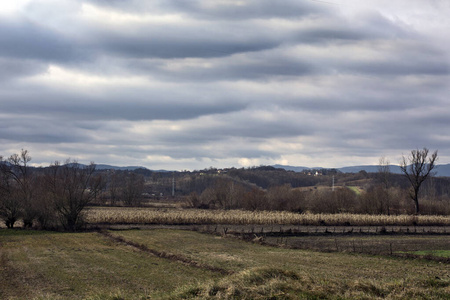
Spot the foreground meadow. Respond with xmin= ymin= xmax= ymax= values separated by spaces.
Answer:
xmin=0 ymin=229 xmax=220 ymax=299
xmin=1 ymin=228 xmax=449 ymax=299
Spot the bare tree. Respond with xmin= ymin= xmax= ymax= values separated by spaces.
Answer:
xmin=400 ymin=148 xmax=438 ymax=214
xmin=122 ymin=172 xmax=145 ymax=206
xmin=0 ymin=150 xmax=35 ymax=228
xmin=377 ymin=156 xmax=391 ymax=215
xmin=46 ymin=160 xmax=100 ymax=231
xmin=7 ymin=150 xmax=35 ymax=227
xmin=0 ymin=156 xmax=21 ymax=228
xmin=33 ymin=174 xmax=58 ymax=230
xmin=107 ymin=171 xmax=121 ymax=206
xmin=242 ymin=188 xmax=267 ymax=211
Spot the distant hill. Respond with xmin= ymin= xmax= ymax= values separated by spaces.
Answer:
xmin=273 ymin=164 xmax=450 ymax=177
xmin=435 ymin=164 xmax=450 ymax=177
xmin=337 ymin=165 xmax=403 ymax=174
xmin=61 ymin=162 xmax=450 ymax=177
xmin=272 ymin=164 xmax=309 ymax=172
xmin=95 ymin=164 xmax=149 ymax=171
xmin=95 ymin=164 xmax=173 ymax=172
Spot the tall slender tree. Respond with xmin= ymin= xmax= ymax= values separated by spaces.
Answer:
xmin=400 ymin=148 xmax=438 ymax=214
xmin=378 ymin=156 xmax=391 ymax=215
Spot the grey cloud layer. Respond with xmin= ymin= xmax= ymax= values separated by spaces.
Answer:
xmin=0 ymin=0 xmax=449 ymax=168
xmin=87 ymin=0 xmax=326 ymax=20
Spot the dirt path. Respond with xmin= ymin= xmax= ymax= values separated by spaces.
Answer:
xmin=97 ymin=230 xmax=233 ymax=275
xmin=93 ymin=223 xmax=450 ymax=235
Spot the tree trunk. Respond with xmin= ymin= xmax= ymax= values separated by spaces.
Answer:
xmin=414 ymin=191 xmax=420 ymax=214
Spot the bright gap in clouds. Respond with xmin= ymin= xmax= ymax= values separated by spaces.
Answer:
xmin=0 ymin=1 xmax=32 ymax=14
xmin=29 ymin=65 xmax=151 ymax=88
xmin=81 ymin=3 xmax=184 ymax=25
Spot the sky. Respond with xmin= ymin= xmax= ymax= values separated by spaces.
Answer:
xmin=0 ymin=0 xmax=449 ymax=170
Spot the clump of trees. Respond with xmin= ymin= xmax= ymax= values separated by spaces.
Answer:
xmin=0 ymin=150 xmax=151 ymax=230
xmin=0 ymin=150 xmax=35 ymax=229
xmin=106 ymin=171 xmax=145 ymax=206
xmin=0 ymin=150 xmax=102 ymax=231
xmin=45 ymin=160 xmax=102 ymax=231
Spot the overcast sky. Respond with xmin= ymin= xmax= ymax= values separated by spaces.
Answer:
xmin=0 ymin=0 xmax=449 ymax=170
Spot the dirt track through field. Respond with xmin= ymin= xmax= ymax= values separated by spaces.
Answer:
xmin=95 ymin=223 xmax=450 ymax=235
xmin=97 ymin=230 xmax=233 ymax=275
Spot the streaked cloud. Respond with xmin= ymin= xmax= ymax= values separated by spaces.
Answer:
xmin=0 ymin=0 xmax=449 ymax=170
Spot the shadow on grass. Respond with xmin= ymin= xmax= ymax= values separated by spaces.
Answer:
xmin=0 ymin=228 xmax=60 ymax=237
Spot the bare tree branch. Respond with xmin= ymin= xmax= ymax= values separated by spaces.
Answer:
xmin=400 ymin=148 xmax=438 ymax=214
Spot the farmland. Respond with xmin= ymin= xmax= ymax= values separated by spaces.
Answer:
xmin=264 ymin=234 xmax=450 ymax=258
xmin=2 ymin=205 xmax=450 ymax=299
xmin=86 ymin=207 xmax=450 ymax=227
xmin=1 ymin=226 xmax=450 ymax=299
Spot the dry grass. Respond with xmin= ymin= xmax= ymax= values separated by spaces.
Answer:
xmin=172 ymin=267 xmax=450 ymax=299
xmin=87 ymin=207 xmax=450 ymax=226
xmin=115 ymin=229 xmax=450 ymax=299
xmin=2 ymin=228 xmax=450 ymax=299
xmin=0 ymin=229 xmax=220 ymax=300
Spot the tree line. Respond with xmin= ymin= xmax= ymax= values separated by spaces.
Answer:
xmin=0 ymin=150 xmax=147 ymax=230
xmin=0 ymin=148 xmax=445 ymax=231
xmin=0 ymin=150 xmax=101 ymax=230
xmin=184 ymin=148 xmax=444 ymax=215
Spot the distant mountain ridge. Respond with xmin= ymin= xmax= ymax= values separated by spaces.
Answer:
xmin=273 ymin=164 xmax=450 ymax=177
xmin=95 ymin=164 xmax=148 ymax=171
xmin=54 ymin=162 xmax=450 ymax=177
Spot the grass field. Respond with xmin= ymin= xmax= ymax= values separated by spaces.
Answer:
xmin=405 ymin=250 xmax=450 ymax=258
xmin=264 ymin=234 xmax=450 ymax=258
xmin=1 ymin=228 xmax=450 ymax=299
xmin=347 ymin=186 xmax=364 ymax=195
xmin=0 ymin=229 xmax=221 ymax=299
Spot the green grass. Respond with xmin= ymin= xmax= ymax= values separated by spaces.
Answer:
xmin=1 ymin=228 xmax=450 ymax=299
xmin=347 ymin=186 xmax=363 ymax=195
xmin=265 ymin=234 xmax=450 ymax=256
xmin=407 ymin=250 xmax=450 ymax=258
